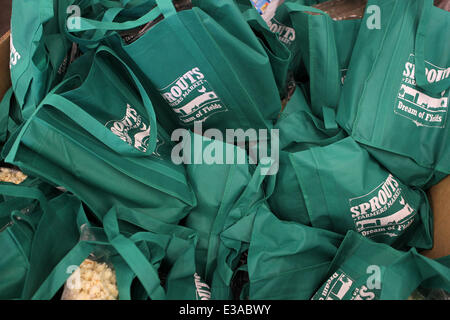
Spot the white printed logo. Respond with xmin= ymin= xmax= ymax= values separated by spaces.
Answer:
xmin=395 ymin=54 xmax=449 ymax=128
xmin=313 ymin=269 xmax=377 ymax=300
xmin=106 ymin=104 xmax=151 ymax=152
xmin=267 ymin=19 xmax=296 ymax=46
xmin=9 ymin=35 xmax=21 ymax=69
xmin=194 ymin=273 xmax=211 ymax=300
xmin=158 ymin=68 xmax=228 ymax=125
xmin=349 ymin=174 xmax=416 ymax=239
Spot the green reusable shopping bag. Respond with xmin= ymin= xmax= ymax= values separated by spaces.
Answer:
xmin=266 ymin=85 xmax=346 ymax=224
xmin=24 ymin=205 xmax=200 ymax=300
xmin=311 ymin=231 xmax=450 ymax=300
xmin=285 ymin=2 xmax=361 ymax=119
xmin=0 ymin=89 xmax=17 ymax=145
xmin=236 ymin=0 xmax=333 ymax=82
xmin=237 ymin=2 xmax=292 ymax=98
xmin=337 ymin=0 xmax=450 ymax=175
xmin=178 ymin=131 xmax=274 ymax=299
xmin=290 ymin=137 xmax=433 ymax=251
xmin=10 ymin=0 xmax=72 ymax=120
xmin=360 ymin=144 xmax=449 ymax=189
xmin=63 ymin=0 xmax=283 ymax=136
xmin=219 ymin=204 xmax=343 ymax=300
xmin=0 ymin=180 xmax=56 ymax=299
xmin=4 ymin=46 xmax=196 ymax=224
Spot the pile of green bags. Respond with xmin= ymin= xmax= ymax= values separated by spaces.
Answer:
xmin=0 ymin=0 xmax=448 ymax=300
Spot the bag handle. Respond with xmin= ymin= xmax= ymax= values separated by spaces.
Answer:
xmin=29 ymin=211 xmax=167 ymax=300
xmin=29 ymin=241 xmax=94 ymax=299
xmin=61 ymin=0 xmax=162 ymax=48
xmin=113 ymin=205 xmax=197 ymax=240
xmin=0 ymin=183 xmax=49 ymax=218
xmin=39 ymin=46 xmax=158 ymax=157
xmin=415 ymin=0 xmax=450 ymax=94
xmin=205 ymin=162 xmax=271 ymax=280
xmin=103 ymin=208 xmax=166 ymax=300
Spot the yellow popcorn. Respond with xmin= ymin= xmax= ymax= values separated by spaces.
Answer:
xmin=62 ymin=259 xmax=119 ymax=300
xmin=0 ymin=168 xmax=27 ymax=184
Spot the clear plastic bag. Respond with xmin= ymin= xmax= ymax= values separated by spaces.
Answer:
xmin=0 ymin=167 xmax=27 ymax=184
xmin=61 ymin=225 xmax=119 ymax=300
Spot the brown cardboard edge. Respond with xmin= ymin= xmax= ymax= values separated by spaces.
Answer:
xmin=0 ymin=30 xmax=11 ymax=101
xmin=421 ymin=175 xmax=450 ymax=259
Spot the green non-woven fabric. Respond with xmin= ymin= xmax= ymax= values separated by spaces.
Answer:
xmin=267 ymin=85 xmax=346 ymax=224
xmin=312 ymin=231 xmax=450 ymax=300
xmin=337 ymin=0 xmax=450 ymax=177
xmin=290 ymin=137 xmax=433 ymax=251
xmin=0 ymin=180 xmax=58 ymax=299
xmin=4 ymin=46 xmax=196 ymax=224
xmin=10 ymin=0 xmax=71 ymax=120
xmin=22 ymin=203 xmax=202 ymax=300
xmin=285 ymin=2 xmax=361 ymax=119
xmin=237 ymin=2 xmax=292 ymax=98
xmin=63 ymin=0 xmax=283 ymax=135
xmin=218 ymin=205 xmax=343 ymax=300
xmin=179 ymin=131 xmax=274 ymax=299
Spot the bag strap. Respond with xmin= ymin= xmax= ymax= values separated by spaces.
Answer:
xmin=61 ymin=0 xmax=162 ymax=48
xmin=113 ymin=205 xmax=197 ymax=240
xmin=29 ymin=212 xmax=167 ymax=300
xmin=415 ymin=0 xmax=450 ymax=94
xmin=103 ymin=208 xmax=166 ymax=300
xmin=39 ymin=0 xmax=54 ymax=24
xmin=30 ymin=241 xmax=93 ymax=300
xmin=38 ymin=46 xmax=157 ymax=157
xmin=205 ymin=162 xmax=270 ymax=280
xmin=0 ymin=183 xmax=49 ymax=218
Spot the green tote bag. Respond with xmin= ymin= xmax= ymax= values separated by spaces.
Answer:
xmin=266 ymin=85 xmax=346 ymax=224
xmin=178 ymin=131 xmax=274 ymax=299
xmin=237 ymin=2 xmax=293 ymax=98
xmin=312 ymin=231 xmax=450 ymax=300
xmin=4 ymin=46 xmax=196 ymax=224
xmin=222 ymin=206 xmax=344 ymax=300
xmin=290 ymin=137 xmax=433 ymax=251
xmin=24 ymin=205 xmax=201 ymax=300
xmin=285 ymin=2 xmax=361 ymax=120
xmin=337 ymin=0 xmax=450 ymax=178
xmin=238 ymin=0 xmax=331 ymax=77
xmin=0 ymin=180 xmax=58 ymax=299
xmin=63 ymin=0 xmax=283 ymax=136
xmin=10 ymin=0 xmax=72 ymax=120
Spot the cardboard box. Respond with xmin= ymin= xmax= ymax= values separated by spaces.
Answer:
xmin=0 ymin=25 xmax=448 ymax=259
